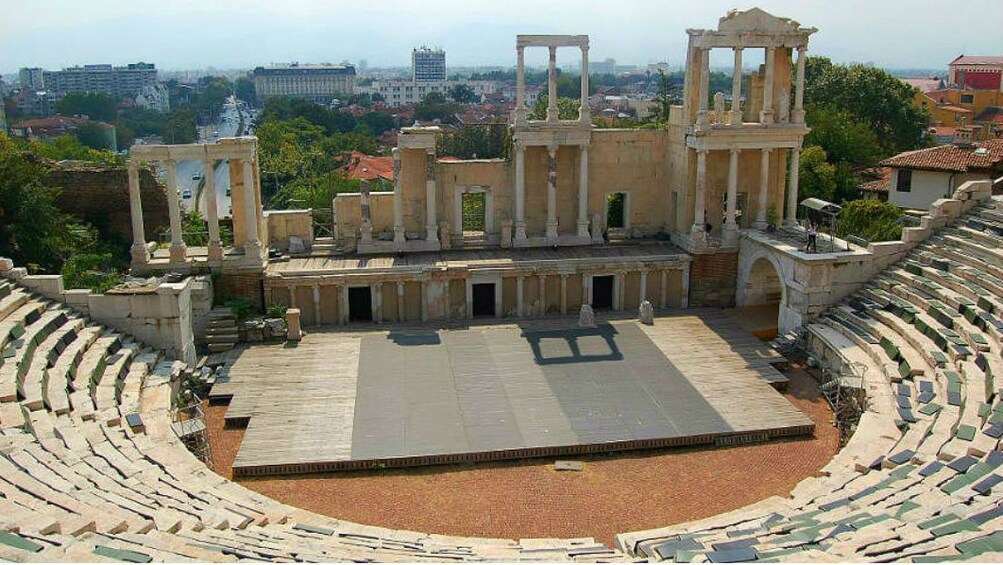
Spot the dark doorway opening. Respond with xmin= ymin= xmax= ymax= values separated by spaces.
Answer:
xmin=592 ymin=275 xmax=614 ymax=310
xmin=348 ymin=287 xmax=373 ymax=322
xmin=472 ymin=283 xmax=495 ymax=317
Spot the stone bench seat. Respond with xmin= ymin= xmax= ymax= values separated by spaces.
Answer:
xmin=23 ymin=317 xmax=85 ymax=412
xmin=0 ymin=308 xmax=68 ymax=403
xmin=46 ymin=326 xmax=102 ymax=415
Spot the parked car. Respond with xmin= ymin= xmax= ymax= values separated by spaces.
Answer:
xmin=182 ymin=189 xmax=192 ymax=199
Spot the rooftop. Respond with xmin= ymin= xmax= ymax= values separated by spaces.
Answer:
xmin=341 ymin=151 xmax=394 ymax=182
xmin=902 ymin=77 xmax=944 ymax=93
xmin=879 ymin=139 xmax=1003 ymax=173
xmin=949 ymin=55 xmax=1003 ymax=66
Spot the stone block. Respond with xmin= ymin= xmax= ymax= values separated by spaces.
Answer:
xmin=21 ymin=274 xmax=65 ymax=299
xmin=286 ymin=308 xmax=302 ymax=341
xmin=88 ymin=294 xmax=133 ymax=320
xmin=638 ymin=300 xmax=654 ymax=325
xmin=62 ymin=289 xmax=92 ymax=306
xmin=0 ymin=257 xmax=12 ymax=272
xmin=930 ymin=198 xmax=962 ymax=219
xmin=288 ymin=236 xmax=306 ymax=255
xmin=902 ymin=227 xmax=930 ymax=243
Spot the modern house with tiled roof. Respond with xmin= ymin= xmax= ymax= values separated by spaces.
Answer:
xmin=878 ymin=136 xmax=1003 ymax=209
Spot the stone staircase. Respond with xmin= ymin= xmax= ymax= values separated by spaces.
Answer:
xmin=204 ymin=308 xmax=238 ymax=353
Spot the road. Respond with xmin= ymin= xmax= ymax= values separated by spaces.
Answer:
xmin=173 ymin=98 xmax=256 ymax=219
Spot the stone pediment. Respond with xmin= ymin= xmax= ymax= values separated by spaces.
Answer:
xmin=717 ymin=8 xmax=802 ymax=33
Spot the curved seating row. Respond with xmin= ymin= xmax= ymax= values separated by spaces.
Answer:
xmin=616 ymin=200 xmax=1003 ymax=562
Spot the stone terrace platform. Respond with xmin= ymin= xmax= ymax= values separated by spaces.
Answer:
xmin=210 ymin=310 xmax=814 ymax=477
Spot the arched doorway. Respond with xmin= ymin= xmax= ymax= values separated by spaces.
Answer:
xmin=741 ymin=257 xmax=783 ymax=340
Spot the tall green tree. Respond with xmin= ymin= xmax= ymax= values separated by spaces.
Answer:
xmin=798 ymin=145 xmax=838 ymax=204
xmin=804 ymin=56 xmax=929 ymax=156
xmin=529 ymin=95 xmax=580 ymax=120
xmin=234 ymin=76 xmax=256 ymax=105
xmin=448 ymin=84 xmax=478 ymax=104
xmin=414 ymin=92 xmax=461 ymax=122
xmin=73 ymin=122 xmax=114 ymax=151
xmin=55 ymin=92 xmax=119 ymax=122
xmin=835 ymin=199 xmax=903 ymax=242
xmin=0 ymin=134 xmax=79 ymax=272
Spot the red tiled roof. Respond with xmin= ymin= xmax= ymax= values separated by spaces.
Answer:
xmin=902 ymin=77 xmax=944 ymax=93
xmin=858 ymin=167 xmax=891 ymax=193
xmin=938 ymin=104 xmax=972 ymax=114
xmin=13 ymin=115 xmax=112 ymax=130
xmin=976 ymin=107 xmax=1003 ymax=125
xmin=879 ymin=139 xmax=1003 ymax=173
xmin=950 ymin=55 xmax=1003 ymax=67
xmin=341 ymin=151 xmax=394 ymax=182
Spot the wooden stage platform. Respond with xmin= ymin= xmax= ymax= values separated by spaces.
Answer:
xmin=209 ymin=310 xmax=814 ymax=477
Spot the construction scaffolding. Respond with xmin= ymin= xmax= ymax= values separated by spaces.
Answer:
xmin=171 ymin=390 xmax=213 ymax=469
xmin=818 ymin=359 xmax=868 ymax=446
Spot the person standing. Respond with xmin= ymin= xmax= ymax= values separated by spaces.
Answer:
xmin=806 ymin=221 xmax=817 ymax=253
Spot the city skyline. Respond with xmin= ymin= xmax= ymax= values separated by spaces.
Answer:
xmin=3 ymin=0 xmax=1000 ymax=76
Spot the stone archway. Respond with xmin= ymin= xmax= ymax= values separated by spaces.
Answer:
xmin=737 ymin=255 xmax=784 ymax=339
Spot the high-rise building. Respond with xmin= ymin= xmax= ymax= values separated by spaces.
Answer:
xmin=42 ymin=63 xmax=158 ymax=98
xmin=252 ymin=63 xmax=355 ymax=104
xmin=412 ymin=47 xmax=446 ymax=82
xmin=19 ymin=67 xmax=44 ymax=91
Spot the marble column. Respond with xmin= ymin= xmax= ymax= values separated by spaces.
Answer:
xmin=203 ymin=156 xmax=223 ymax=261
xmin=577 ymin=145 xmax=590 ymax=239
xmin=547 ymin=46 xmax=559 ymax=122
xmin=760 ymin=47 xmax=776 ymax=123
xmin=681 ymin=263 xmax=691 ymax=308
xmin=582 ymin=273 xmax=592 ymax=305
xmin=639 ymin=269 xmax=648 ymax=305
xmin=312 ymin=284 xmax=321 ymax=327
xmin=420 ymin=281 xmax=428 ymax=322
xmin=339 ymin=285 xmax=349 ymax=325
xmin=660 ymin=269 xmax=668 ymax=309
xmin=723 ymin=148 xmax=740 ymax=247
xmin=690 ymin=149 xmax=708 ymax=247
xmin=397 ymin=282 xmax=405 ymax=322
xmin=373 ymin=283 xmax=383 ymax=323
xmin=392 ymin=148 xmax=406 ymax=250
xmin=242 ymin=157 xmax=262 ymax=259
xmin=289 ymin=285 xmax=297 ymax=310
xmin=560 ymin=274 xmax=568 ymax=314
xmin=425 ymin=149 xmax=439 ymax=244
xmin=579 ymin=45 xmax=590 ymax=124
xmin=785 ymin=145 xmax=801 ymax=226
xmin=538 ymin=274 xmax=547 ymax=316
xmin=730 ymin=47 xmax=743 ymax=125
xmin=697 ymin=48 xmax=710 ymax=127
xmin=127 ymin=162 xmax=149 ymax=264
xmin=793 ymin=46 xmax=807 ymax=124
xmin=515 ymin=46 xmax=527 ymax=124
xmin=516 ymin=275 xmax=524 ymax=317
xmin=164 ymin=159 xmax=187 ymax=263
xmin=755 ymin=148 xmax=770 ymax=229
xmin=609 ymin=272 xmax=617 ymax=311
xmin=546 ymin=145 xmax=559 ymax=244
xmin=514 ymin=143 xmax=527 ymax=244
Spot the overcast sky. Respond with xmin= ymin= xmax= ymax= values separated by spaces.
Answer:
xmin=3 ymin=0 xmax=1000 ymax=74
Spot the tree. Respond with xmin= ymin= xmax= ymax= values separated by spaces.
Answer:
xmin=797 ymin=145 xmax=838 ymax=206
xmin=414 ymin=92 xmax=461 ymax=122
xmin=804 ymin=56 xmax=930 ymax=156
xmin=649 ymin=70 xmax=676 ymax=124
xmin=73 ymin=122 xmax=114 ymax=151
xmin=448 ymin=84 xmax=478 ymax=104
xmin=0 ymin=133 xmax=79 ymax=272
xmin=529 ymin=95 xmax=580 ymax=120
xmin=234 ymin=76 xmax=256 ymax=106
xmin=55 ymin=92 xmax=119 ymax=122
xmin=25 ymin=135 xmax=120 ymax=164
xmin=835 ymin=199 xmax=903 ymax=242
xmin=438 ymin=124 xmax=508 ymax=159
xmin=164 ymin=107 xmax=197 ymax=144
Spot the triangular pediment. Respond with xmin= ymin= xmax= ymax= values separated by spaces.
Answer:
xmin=717 ymin=8 xmax=801 ymax=33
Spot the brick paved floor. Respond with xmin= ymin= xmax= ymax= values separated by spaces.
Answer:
xmin=204 ymin=366 xmax=837 ymax=547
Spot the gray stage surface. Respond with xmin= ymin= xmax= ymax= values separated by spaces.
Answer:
xmin=216 ymin=313 xmax=814 ymax=476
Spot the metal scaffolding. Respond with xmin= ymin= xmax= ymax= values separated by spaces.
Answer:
xmin=171 ymin=390 xmax=213 ymax=469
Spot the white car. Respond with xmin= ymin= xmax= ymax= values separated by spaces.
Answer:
xmin=182 ymin=189 xmax=192 ymax=199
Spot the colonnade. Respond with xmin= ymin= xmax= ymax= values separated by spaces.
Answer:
xmin=269 ymin=262 xmax=690 ymax=327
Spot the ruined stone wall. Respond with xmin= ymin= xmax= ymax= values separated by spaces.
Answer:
xmin=688 ymin=251 xmax=738 ymax=308
xmin=44 ymin=162 xmax=170 ymax=245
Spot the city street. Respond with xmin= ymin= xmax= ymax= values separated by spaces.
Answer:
xmin=173 ymin=98 xmax=255 ymax=219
